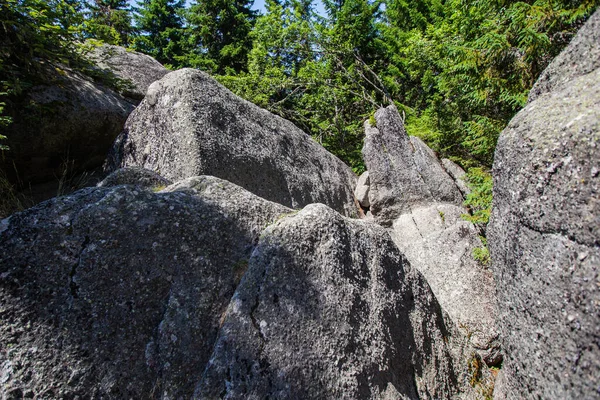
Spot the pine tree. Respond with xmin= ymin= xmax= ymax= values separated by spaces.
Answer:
xmin=133 ymin=0 xmax=185 ymax=67
xmin=185 ymin=0 xmax=257 ymax=73
xmin=85 ymin=0 xmax=135 ymax=45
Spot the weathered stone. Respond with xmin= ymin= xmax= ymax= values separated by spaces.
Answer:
xmin=528 ymin=10 xmax=600 ymax=102
xmin=107 ymin=68 xmax=358 ymax=216
xmin=362 ymin=106 xmax=499 ymax=366
xmin=86 ymin=44 xmax=169 ymax=100
xmin=196 ymin=204 xmax=484 ymax=399
xmin=362 ymin=106 xmax=462 ymax=224
xmin=97 ymin=167 xmax=171 ymax=189
xmin=442 ymin=158 xmax=471 ymax=198
xmin=1 ymin=66 xmax=135 ymax=186
xmin=0 ymin=177 xmax=291 ymax=399
xmin=354 ymin=171 xmax=370 ymax=208
xmin=390 ymin=204 xmax=501 ymax=366
xmin=489 ymin=39 xmax=600 ymax=398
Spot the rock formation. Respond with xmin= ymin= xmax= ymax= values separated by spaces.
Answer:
xmin=86 ymin=44 xmax=169 ymax=101
xmin=106 ymin=68 xmax=358 ymax=217
xmin=488 ymin=9 xmax=600 ymax=398
xmin=0 ymin=176 xmax=291 ymax=399
xmin=442 ymin=159 xmax=470 ymax=198
xmin=361 ymin=106 xmax=500 ymax=366
xmin=0 ymin=175 xmax=488 ymax=398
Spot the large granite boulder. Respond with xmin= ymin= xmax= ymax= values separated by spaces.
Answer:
xmin=197 ymin=204 xmax=484 ymax=399
xmin=488 ymin=12 xmax=600 ymax=398
xmin=362 ymin=107 xmax=463 ymax=224
xmin=107 ymin=68 xmax=358 ymax=217
xmin=0 ymin=177 xmax=492 ymax=399
xmin=0 ymin=66 xmax=135 ymax=186
xmin=86 ymin=44 xmax=169 ymax=101
xmin=0 ymin=176 xmax=291 ymax=399
xmin=362 ymin=105 xmax=500 ymax=366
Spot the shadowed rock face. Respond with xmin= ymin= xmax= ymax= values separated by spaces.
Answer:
xmin=489 ymin=12 xmax=600 ymax=397
xmin=196 ymin=204 xmax=476 ymax=399
xmin=1 ymin=67 xmax=135 ymax=186
xmin=106 ymin=68 xmax=358 ymax=217
xmin=0 ymin=177 xmax=291 ymax=399
xmin=97 ymin=166 xmax=172 ymax=189
xmin=362 ymin=105 xmax=500 ymax=366
xmin=87 ymin=44 xmax=169 ymax=101
xmin=0 ymin=177 xmax=486 ymax=399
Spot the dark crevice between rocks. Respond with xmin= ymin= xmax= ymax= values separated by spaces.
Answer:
xmin=410 ymin=211 xmax=424 ymax=239
xmin=69 ymin=235 xmax=90 ymax=299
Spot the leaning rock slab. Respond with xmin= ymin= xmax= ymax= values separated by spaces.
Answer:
xmin=363 ymin=105 xmax=500 ymax=365
xmin=0 ymin=177 xmax=290 ymax=399
xmin=196 ymin=204 xmax=483 ymax=399
xmin=107 ymin=68 xmax=358 ymax=216
xmin=86 ymin=43 xmax=169 ymax=100
xmin=489 ymin=33 xmax=600 ymax=398
xmin=362 ymin=106 xmax=463 ymax=224
xmin=390 ymin=204 xmax=500 ymax=365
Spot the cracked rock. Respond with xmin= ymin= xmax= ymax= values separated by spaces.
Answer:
xmin=362 ymin=106 xmax=501 ymax=366
xmin=196 ymin=204 xmax=483 ymax=399
xmin=0 ymin=176 xmax=290 ymax=399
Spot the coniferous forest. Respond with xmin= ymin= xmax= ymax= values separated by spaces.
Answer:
xmin=0 ymin=0 xmax=598 ymax=225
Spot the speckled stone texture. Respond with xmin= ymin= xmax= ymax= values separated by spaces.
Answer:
xmin=362 ymin=106 xmax=500 ymax=366
xmin=107 ymin=68 xmax=358 ymax=217
xmin=87 ymin=44 xmax=168 ymax=100
xmin=196 ymin=204 xmax=482 ymax=399
xmin=488 ymin=14 xmax=600 ymax=397
xmin=0 ymin=177 xmax=291 ymax=399
xmin=362 ymin=106 xmax=463 ymax=225
xmin=97 ymin=167 xmax=172 ymax=189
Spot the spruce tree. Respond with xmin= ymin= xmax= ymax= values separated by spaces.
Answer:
xmin=133 ymin=0 xmax=185 ymax=67
xmin=185 ymin=0 xmax=257 ymax=73
xmin=85 ymin=0 xmax=135 ymax=45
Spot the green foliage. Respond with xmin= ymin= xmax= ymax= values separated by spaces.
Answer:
xmin=184 ymin=0 xmax=257 ymax=73
xmin=84 ymin=0 xmax=135 ymax=46
xmin=473 ymin=236 xmax=491 ymax=266
xmin=462 ymin=167 xmax=493 ymax=228
xmin=133 ymin=0 xmax=185 ymax=67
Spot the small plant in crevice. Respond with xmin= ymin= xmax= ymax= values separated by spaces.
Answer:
xmin=461 ymin=167 xmax=493 ymax=264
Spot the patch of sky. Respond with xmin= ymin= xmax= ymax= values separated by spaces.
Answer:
xmin=128 ymin=0 xmax=326 ymax=16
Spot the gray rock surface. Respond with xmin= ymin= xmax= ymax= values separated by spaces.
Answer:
xmin=0 ymin=176 xmax=291 ymax=399
xmin=363 ymin=106 xmax=463 ymax=224
xmin=107 ymin=68 xmax=358 ymax=216
xmin=354 ymin=171 xmax=371 ymax=207
xmin=489 ymin=31 xmax=600 ymax=398
xmin=87 ymin=44 xmax=169 ymax=100
xmin=1 ymin=66 xmax=135 ymax=186
xmin=528 ymin=10 xmax=600 ymax=102
xmin=196 ymin=204 xmax=483 ymax=399
xmin=390 ymin=204 xmax=501 ymax=366
xmin=442 ymin=158 xmax=471 ymax=198
xmin=362 ymin=105 xmax=499 ymax=366
xmin=97 ymin=166 xmax=171 ymax=189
